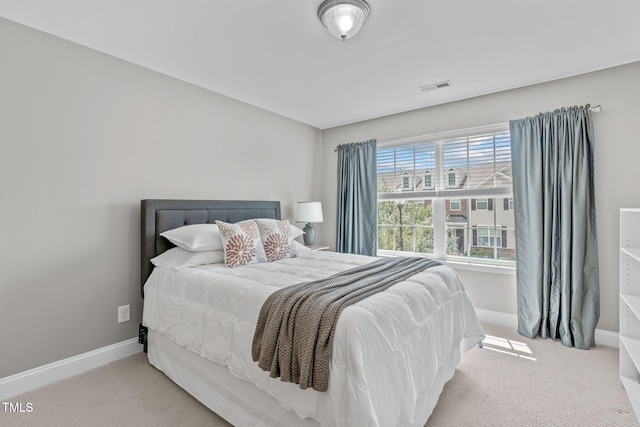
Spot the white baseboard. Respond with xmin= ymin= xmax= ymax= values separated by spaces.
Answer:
xmin=475 ymin=308 xmax=619 ymax=349
xmin=475 ymin=308 xmax=519 ymax=329
xmin=0 ymin=338 xmax=142 ymax=401
xmin=594 ymin=328 xmax=620 ymax=349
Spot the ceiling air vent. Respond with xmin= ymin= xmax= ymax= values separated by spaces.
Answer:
xmin=419 ymin=80 xmax=453 ymax=92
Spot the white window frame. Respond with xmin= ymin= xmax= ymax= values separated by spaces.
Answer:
xmin=450 ymin=199 xmax=461 ymax=211
xmin=376 ymin=123 xmax=514 ymax=267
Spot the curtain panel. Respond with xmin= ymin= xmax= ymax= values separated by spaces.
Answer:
xmin=336 ymin=139 xmax=377 ymax=256
xmin=509 ymin=106 xmax=599 ymax=349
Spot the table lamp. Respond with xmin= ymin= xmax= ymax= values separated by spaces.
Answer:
xmin=296 ymin=201 xmax=323 ymax=246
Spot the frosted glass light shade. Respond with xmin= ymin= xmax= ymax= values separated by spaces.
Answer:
xmin=296 ymin=202 xmax=324 ymax=223
xmin=318 ymin=0 xmax=371 ymax=41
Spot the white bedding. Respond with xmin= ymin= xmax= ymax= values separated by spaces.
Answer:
xmin=142 ymin=250 xmax=484 ymax=427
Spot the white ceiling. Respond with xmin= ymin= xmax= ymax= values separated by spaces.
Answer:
xmin=1 ymin=1 xmax=639 ymax=129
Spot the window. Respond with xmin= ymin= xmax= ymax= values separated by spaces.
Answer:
xmin=476 ymin=227 xmax=502 ymax=247
xmin=401 ymin=174 xmax=411 ymax=191
xmin=377 ymin=124 xmax=514 ymax=265
xmin=503 ymin=197 xmax=514 ymax=210
xmin=448 ymin=170 xmax=457 ymax=187
xmin=476 ymin=198 xmax=488 ymax=210
xmin=423 ymin=171 xmax=433 ymax=189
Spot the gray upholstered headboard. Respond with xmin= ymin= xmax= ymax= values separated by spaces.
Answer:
xmin=140 ymin=199 xmax=281 ymax=297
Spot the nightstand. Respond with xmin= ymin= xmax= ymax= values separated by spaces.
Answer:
xmin=309 ymin=245 xmax=331 ymax=251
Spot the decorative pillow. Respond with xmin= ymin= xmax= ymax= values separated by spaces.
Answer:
xmin=255 ymin=219 xmax=298 ymax=262
xmin=215 ymin=220 xmax=267 ymax=268
xmin=241 ymin=218 xmax=305 ymax=238
xmin=160 ymin=224 xmax=223 ymax=251
xmin=151 ymin=247 xmax=225 ymax=270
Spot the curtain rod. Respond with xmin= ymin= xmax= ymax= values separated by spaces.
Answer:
xmin=334 ymin=122 xmax=508 ymax=152
xmin=333 ymin=105 xmax=601 ymax=152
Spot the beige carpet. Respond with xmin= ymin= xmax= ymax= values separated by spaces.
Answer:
xmin=2 ymin=323 xmax=638 ymax=427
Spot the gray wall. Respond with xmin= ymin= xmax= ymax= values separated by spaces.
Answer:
xmin=0 ymin=18 xmax=322 ymax=378
xmin=320 ymin=61 xmax=640 ymax=334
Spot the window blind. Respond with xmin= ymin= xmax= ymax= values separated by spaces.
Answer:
xmin=377 ymin=125 xmax=511 ymax=200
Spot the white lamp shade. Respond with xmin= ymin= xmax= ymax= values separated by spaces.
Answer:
xmin=296 ymin=202 xmax=324 ymax=223
xmin=318 ymin=0 xmax=370 ymax=41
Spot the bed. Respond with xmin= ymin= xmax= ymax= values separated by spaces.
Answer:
xmin=140 ymin=199 xmax=484 ymax=427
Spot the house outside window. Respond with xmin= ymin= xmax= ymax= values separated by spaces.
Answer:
xmin=376 ymin=124 xmax=515 ymax=265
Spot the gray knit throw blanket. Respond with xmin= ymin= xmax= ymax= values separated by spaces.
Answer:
xmin=252 ymin=256 xmax=441 ymax=392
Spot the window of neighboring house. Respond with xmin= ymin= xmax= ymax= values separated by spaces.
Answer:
xmin=471 ymin=197 xmax=494 ymax=211
xmin=376 ymin=124 xmax=515 ymax=265
xmin=448 ymin=170 xmax=456 ymax=187
xmin=402 ymin=174 xmax=411 ymax=191
xmin=423 ymin=172 xmax=433 ymax=190
xmin=475 ymin=226 xmax=502 ymax=247
xmin=504 ymin=197 xmax=514 ymax=210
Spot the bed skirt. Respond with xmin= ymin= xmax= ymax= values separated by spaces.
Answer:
xmin=147 ymin=330 xmax=319 ymax=427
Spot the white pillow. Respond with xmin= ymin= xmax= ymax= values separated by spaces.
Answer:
xmin=293 ymin=240 xmax=312 ymax=251
xmin=151 ymin=247 xmax=225 ymax=270
xmin=240 ymin=218 xmax=305 ymax=238
xmin=160 ymin=224 xmax=223 ymax=251
xmin=289 ymin=223 xmax=305 ymax=238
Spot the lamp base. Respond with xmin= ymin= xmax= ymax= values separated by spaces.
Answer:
xmin=302 ymin=223 xmax=316 ymax=246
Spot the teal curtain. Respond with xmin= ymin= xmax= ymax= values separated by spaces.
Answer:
xmin=336 ymin=139 xmax=377 ymax=256
xmin=509 ymin=106 xmax=599 ymax=349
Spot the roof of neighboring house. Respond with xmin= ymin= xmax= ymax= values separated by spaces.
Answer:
xmin=446 ymin=214 xmax=468 ymax=223
xmin=378 ymin=161 xmax=511 ymax=193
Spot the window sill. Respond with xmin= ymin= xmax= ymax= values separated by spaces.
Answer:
xmin=377 ymin=250 xmax=516 ymax=276
xmin=442 ymin=260 xmax=516 ymax=276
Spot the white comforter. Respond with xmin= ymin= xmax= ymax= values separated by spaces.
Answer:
xmin=143 ymin=250 xmax=484 ymax=427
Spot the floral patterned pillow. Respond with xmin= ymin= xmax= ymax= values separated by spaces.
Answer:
xmin=254 ymin=219 xmax=297 ymax=262
xmin=215 ymin=220 xmax=267 ymax=268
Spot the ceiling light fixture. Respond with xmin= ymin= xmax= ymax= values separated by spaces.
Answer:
xmin=317 ymin=0 xmax=371 ymax=41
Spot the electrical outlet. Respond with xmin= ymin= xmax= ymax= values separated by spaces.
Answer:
xmin=118 ymin=305 xmax=130 ymax=323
